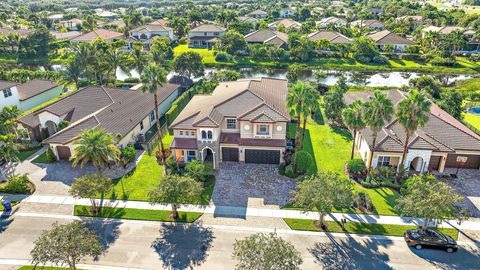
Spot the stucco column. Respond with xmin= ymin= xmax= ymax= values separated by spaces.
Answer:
xmin=439 ymin=155 xmax=447 ymax=173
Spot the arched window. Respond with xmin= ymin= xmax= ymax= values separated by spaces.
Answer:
xmin=201 ymin=130 xmax=207 ymax=139
xmin=207 ymin=131 xmax=213 ymax=139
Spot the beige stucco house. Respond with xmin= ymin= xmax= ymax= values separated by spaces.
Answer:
xmin=0 ymin=80 xmax=62 ymax=112
xmin=170 ymin=78 xmax=290 ymax=169
xmin=344 ymin=90 xmax=480 ymax=173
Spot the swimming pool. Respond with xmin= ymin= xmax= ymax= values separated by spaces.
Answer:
xmin=468 ymin=107 xmax=480 ymax=115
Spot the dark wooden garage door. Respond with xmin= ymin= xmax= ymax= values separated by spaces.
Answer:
xmin=245 ymin=149 xmax=280 ymax=164
xmin=56 ymin=146 xmax=71 ymax=160
xmin=445 ymin=154 xmax=480 ymax=169
xmin=428 ymin=156 xmax=441 ymax=171
xmin=222 ymin=147 xmax=239 ymax=162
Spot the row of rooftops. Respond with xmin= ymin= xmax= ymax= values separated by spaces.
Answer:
xmin=0 ymin=79 xmax=59 ymax=101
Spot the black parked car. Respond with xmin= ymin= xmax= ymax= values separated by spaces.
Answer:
xmin=404 ymin=229 xmax=458 ymax=253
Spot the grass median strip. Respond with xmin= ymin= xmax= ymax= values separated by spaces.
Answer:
xmin=284 ymin=218 xmax=459 ymax=240
xmin=18 ymin=267 xmax=75 ymax=270
xmin=74 ymin=205 xmax=203 ymax=223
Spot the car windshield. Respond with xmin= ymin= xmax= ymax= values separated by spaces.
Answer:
xmin=409 ymin=231 xmax=421 ymax=239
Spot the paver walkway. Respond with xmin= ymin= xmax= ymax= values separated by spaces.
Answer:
xmin=3 ymin=194 xmax=480 ymax=232
xmin=440 ymin=168 xmax=480 ymax=217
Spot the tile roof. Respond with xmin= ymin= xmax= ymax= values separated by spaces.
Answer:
xmin=130 ymin=23 xmax=172 ymax=33
xmin=220 ymin=133 xmax=240 ymax=144
xmin=422 ymin=26 xmax=465 ymax=35
xmin=308 ymin=31 xmax=352 ymax=44
xmin=367 ymin=30 xmax=414 ymax=45
xmin=0 ymin=27 xmax=32 ymax=38
xmin=351 ymin=19 xmax=384 ymax=28
xmin=317 ymin=17 xmax=346 ymax=25
xmin=344 ymin=90 xmax=480 ymax=153
xmin=248 ymin=10 xmax=268 ymax=16
xmin=0 ymin=80 xmax=18 ymax=91
xmin=170 ymin=138 xmax=198 ymax=149
xmin=190 ymin=24 xmax=226 ymax=32
xmin=21 ymin=84 xmax=180 ymax=145
xmin=71 ymin=29 xmax=124 ymax=42
xmin=17 ymin=80 xmax=59 ymax=101
xmin=170 ymin=78 xmax=289 ymax=129
xmin=244 ymin=29 xmax=288 ymax=45
xmin=50 ymin=31 xmax=82 ymax=40
xmin=239 ymin=138 xmax=286 ymax=147
xmin=268 ymin=19 xmax=302 ymax=29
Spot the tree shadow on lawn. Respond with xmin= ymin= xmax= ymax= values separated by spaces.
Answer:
xmin=309 ymin=232 xmax=394 ymax=270
xmin=109 ymin=168 xmax=137 ymax=201
xmin=330 ymin=126 xmax=353 ymax=142
xmin=371 ymin=188 xmax=400 ymax=215
xmin=152 ymin=222 xmax=215 ymax=270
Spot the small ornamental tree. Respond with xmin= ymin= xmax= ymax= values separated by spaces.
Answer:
xmin=173 ymin=51 xmax=205 ymax=79
xmin=395 ymin=174 xmax=464 ymax=229
xmin=149 ymin=175 xmax=203 ymax=219
xmin=185 ymin=160 xmax=207 ymax=182
xmin=69 ymin=173 xmax=113 ymax=215
xmin=232 ymin=232 xmax=303 ymax=270
xmin=31 ymin=221 xmax=102 ymax=270
xmin=292 ymin=172 xmax=353 ymax=228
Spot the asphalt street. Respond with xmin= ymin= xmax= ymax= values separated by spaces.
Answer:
xmin=0 ymin=215 xmax=479 ymax=270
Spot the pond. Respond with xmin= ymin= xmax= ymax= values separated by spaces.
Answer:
xmin=468 ymin=107 xmax=480 ymax=115
xmin=51 ymin=65 xmax=473 ymax=88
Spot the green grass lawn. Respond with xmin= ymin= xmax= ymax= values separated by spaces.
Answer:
xmin=31 ymin=151 xmax=54 ymax=163
xmin=16 ymin=146 xmax=42 ymax=161
xmin=463 ymin=112 xmax=480 ymax=130
xmin=18 ymin=266 xmax=78 ymax=270
xmin=74 ymin=205 xmax=203 ymax=223
xmin=107 ymin=153 xmax=215 ymax=204
xmin=174 ymin=44 xmax=219 ymax=64
xmin=284 ymin=218 xmax=459 ymax=240
xmin=286 ymin=110 xmax=401 ymax=216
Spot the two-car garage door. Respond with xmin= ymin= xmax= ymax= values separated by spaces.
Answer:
xmin=245 ymin=149 xmax=280 ymax=164
xmin=445 ymin=154 xmax=480 ymax=169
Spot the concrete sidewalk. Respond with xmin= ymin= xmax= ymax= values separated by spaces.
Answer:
xmin=2 ymin=194 xmax=480 ymax=231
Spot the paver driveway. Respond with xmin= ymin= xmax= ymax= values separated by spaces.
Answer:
xmin=440 ymin=168 xmax=480 ymax=217
xmin=211 ymin=162 xmax=296 ymax=208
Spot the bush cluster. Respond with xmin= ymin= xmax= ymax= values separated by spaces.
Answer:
xmin=0 ymin=174 xmax=32 ymax=194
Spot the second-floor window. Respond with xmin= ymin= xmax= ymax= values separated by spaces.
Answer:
xmin=214 ymin=32 xmax=219 ymax=36
xmin=140 ymin=120 xmax=144 ymax=130
xmin=257 ymin=124 xmax=269 ymax=135
xmin=226 ymin=119 xmax=236 ymax=129
xmin=3 ymin=88 xmax=12 ymax=98
xmin=201 ymin=130 xmax=213 ymax=139
xmin=150 ymin=111 xmax=155 ymax=122
xmin=204 ymin=32 xmax=207 ymax=36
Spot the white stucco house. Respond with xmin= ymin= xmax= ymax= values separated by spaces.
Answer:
xmin=0 ymin=80 xmax=63 ymax=112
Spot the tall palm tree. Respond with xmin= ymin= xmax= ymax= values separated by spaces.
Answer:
xmin=0 ymin=134 xmax=20 ymax=177
xmin=362 ymin=91 xmax=394 ymax=172
xmin=104 ymin=47 xmax=130 ymax=85
xmin=60 ymin=58 xmax=83 ymax=91
xmin=141 ymin=63 xmax=167 ymax=162
xmin=129 ymin=43 xmax=148 ymax=75
xmin=70 ymin=128 xmax=120 ymax=172
xmin=300 ymin=84 xmax=320 ymax=149
xmin=71 ymin=43 xmax=93 ymax=80
xmin=287 ymin=82 xmax=307 ymax=172
xmin=342 ymin=100 xmax=366 ymax=160
xmin=396 ymin=90 xmax=431 ymax=176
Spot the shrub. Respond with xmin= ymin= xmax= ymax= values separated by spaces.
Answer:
xmin=354 ymin=55 xmax=370 ymax=64
xmin=1 ymin=174 xmax=32 ymax=194
xmin=278 ymin=164 xmax=286 ymax=176
xmin=215 ymin=52 xmax=231 ymax=62
xmin=284 ymin=164 xmax=298 ymax=178
xmin=347 ymin=159 xmax=366 ymax=175
xmin=46 ymin=147 xmax=57 ymax=163
xmin=353 ymin=191 xmax=375 ymax=213
xmin=124 ymin=77 xmax=140 ymax=83
xmin=58 ymin=120 xmax=70 ymax=131
xmin=121 ymin=145 xmax=136 ymax=164
xmin=428 ymin=56 xmax=455 ymax=66
xmin=294 ymin=150 xmax=312 ymax=174
xmin=372 ymin=55 xmax=388 ymax=65
xmin=165 ymin=156 xmax=176 ymax=169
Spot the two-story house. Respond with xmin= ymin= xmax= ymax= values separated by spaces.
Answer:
xmin=129 ymin=22 xmax=175 ymax=41
xmin=18 ymin=84 xmax=180 ymax=160
xmin=279 ymin=7 xmax=295 ymax=18
xmin=170 ymin=78 xmax=289 ymax=169
xmin=188 ymin=24 xmax=226 ymax=49
xmin=0 ymin=80 xmax=62 ymax=111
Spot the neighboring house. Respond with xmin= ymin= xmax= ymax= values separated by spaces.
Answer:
xmin=170 ymin=77 xmax=290 ymax=168
xmin=308 ymin=31 xmax=352 ymax=44
xmin=18 ymin=84 xmax=181 ymax=160
xmin=421 ymin=26 xmax=479 ymax=52
xmin=268 ymin=19 xmax=302 ymax=31
xmin=244 ymin=29 xmax=288 ymax=48
xmin=279 ymin=7 xmax=295 ymax=18
xmin=129 ymin=23 xmax=175 ymax=41
xmin=344 ymin=90 xmax=480 ymax=173
xmin=188 ymin=24 xmax=226 ymax=49
xmin=0 ymin=27 xmax=32 ymax=38
xmin=47 ymin=14 xmax=64 ymax=23
xmin=151 ymin=19 xmax=169 ymax=27
xmin=0 ymin=80 xmax=62 ymax=111
xmin=238 ymin=16 xmax=258 ymax=27
xmin=98 ymin=19 xmax=126 ymax=29
xmin=366 ymin=30 xmax=414 ymax=52
xmin=59 ymin=18 xmax=83 ymax=31
xmin=97 ymin=11 xmax=119 ymax=20
xmin=316 ymin=17 xmax=347 ymax=28
xmin=364 ymin=8 xmax=383 ymax=16
xmin=351 ymin=19 xmax=385 ymax=30
xmin=247 ymin=10 xmax=268 ymax=19
xmin=70 ymin=29 xmax=124 ymax=43
xmin=397 ymin=15 xmax=424 ymax=30
xmin=50 ymin=31 xmax=82 ymax=41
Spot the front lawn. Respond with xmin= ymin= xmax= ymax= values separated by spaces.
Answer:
xmin=16 ymin=146 xmax=42 ymax=161
xmin=74 ymin=205 xmax=203 ymax=223
xmin=286 ymin=110 xmax=401 ymax=216
xmin=284 ymin=218 xmax=459 ymax=240
xmin=18 ymin=267 xmax=73 ymax=270
xmin=107 ymin=153 xmax=215 ymax=204
xmin=31 ymin=151 xmax=54 ymax=164
xmin=463 ymin=112 xmax=480 ymax=130
xmin=174 ymin=44 xmax=218 ymax=65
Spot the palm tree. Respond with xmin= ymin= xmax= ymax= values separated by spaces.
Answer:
xmin=141 ymin=63 xmax=167 ymax=162
xmin=0 ymin=105 xmax=21 ymax=135
xmin=287 ymin=82 xmax=307 ymax=172
xmin=70 ymin=128 xmax=120 ymax=172
xmin=71 ymin=43 xmax=93 ymax=80
xmin=396 ymin=90 xmax=431 ymax=177
xmin=103 ymin=47 xmax=130 ymax=85
xmin=362 ymin=91 xmax=394 ymax=172
xmin=60 ymin=58 xmax=83 ymax=91
xmin=300 ymin=84 xmax=320 ymax=149
xmin=129 ymin=43 xmax=148 ymax=75
xmin=342 ymin=100 xmax=366 ymax=160
xmin=188 ymin=10 xmax=203 ymax=28
xmin=0 ymin=134 xmax=20 ymax=177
